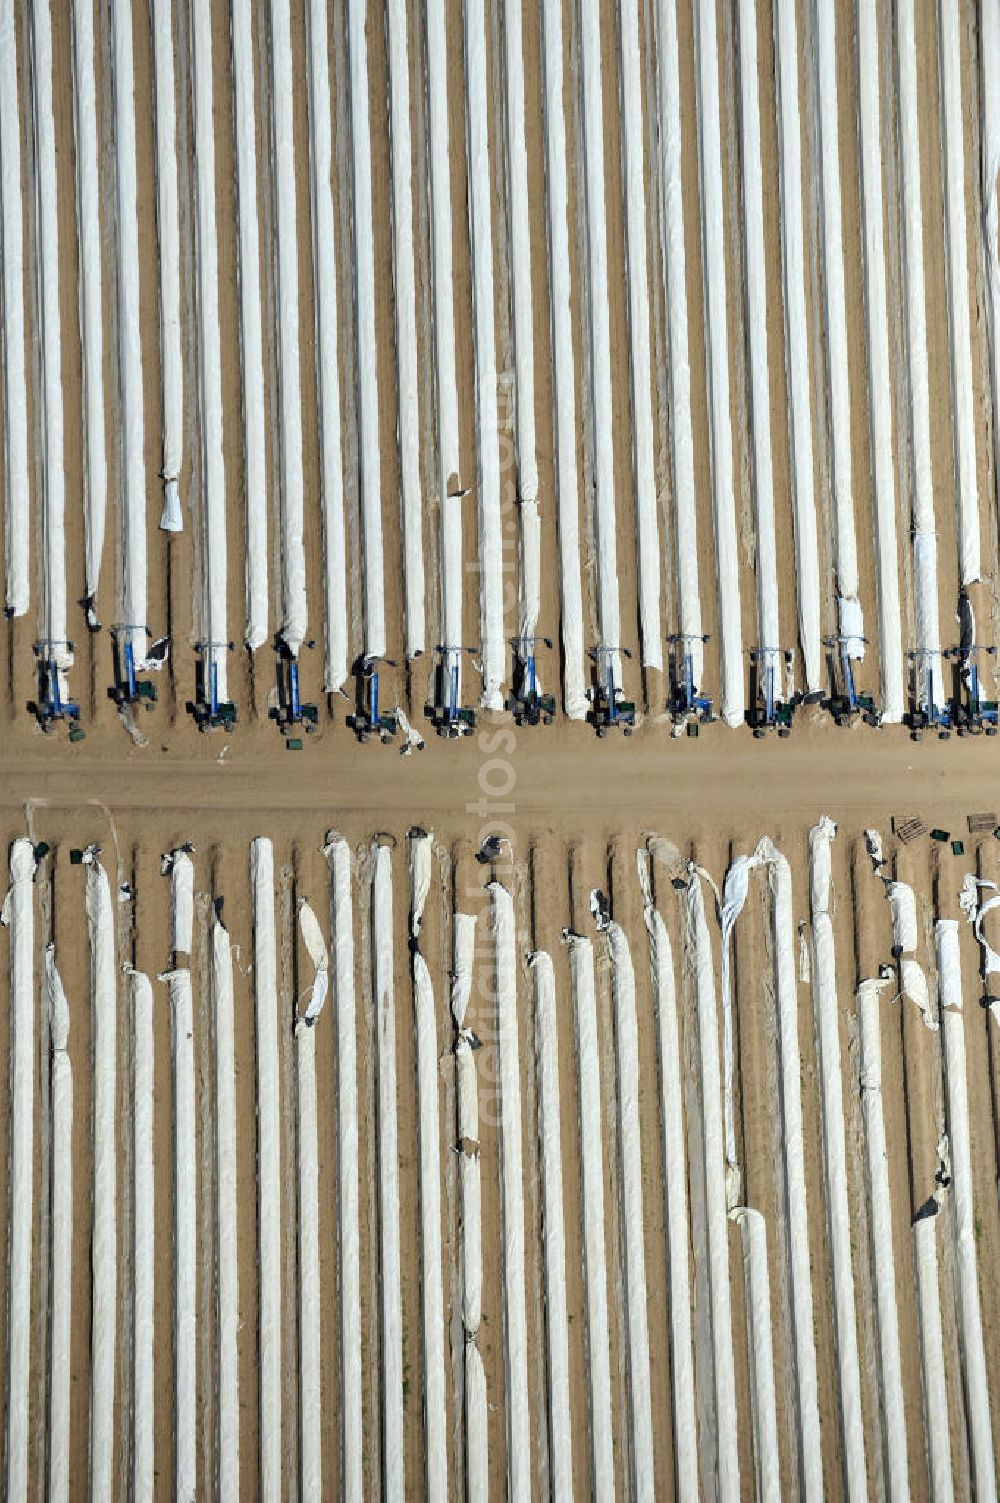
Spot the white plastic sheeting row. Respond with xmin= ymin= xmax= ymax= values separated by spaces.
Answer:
xmin=912 ymin=1207 xmax=953 ymax=1501
xmin=1 ymin=0 xmax=28 ymax=617
xmin=731 ymin=1207 xmax=780 ymax=1501
xmin=161 ymin=963 xmax=197 ymax=1498
xmin=984 ymin=0 xmax=1000 ymax=477
xmin=151 ymin=0 xmax=182 ymax=532
xmin=86 ymin=850 xmax=117 ymax=1498
xmin=887 ymin=880 xmax=936 ymax=1029
xmin=295 ymin=898 xmax=324 ymax=1502
xmin=74 ymin=0 xmax=108 ymax=587
xmin=541 ymin=0 xmax=587 ymax=717
xmin=130 ymin=968 xmax=155 ymax=1503
xmin=46 ymin=947 xmax=73 ymax=1503
xmin=252 ymin=839 xmax=282 ymax=1496
xmin=212 ymin=918 xmax=239 ymax=1496
xmin=162 ymin=845 xmax=194 ymax=955
xmin=373 ymin=845 xmax=405 ymax=1495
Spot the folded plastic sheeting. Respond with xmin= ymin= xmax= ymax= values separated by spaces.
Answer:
xmin=250 ymin=840 xmax=281 ymax=1495
xmin=127 ymin=971 xmax=155 ymax=1503
xmin=936 ymin=920 xmax=996 ymax=1495
xmin=857 ymin=3 xmax=903 ymax=721
xmin=887 ymin=881 xmax=936 ymax=1029
xmin=73 ymin=0 xmax=108 ymax=583
xmin=638 ymin=862 xmax=698 ymax=1497
xmin=694 ymin=1 xmax=742 ymax=724
xmin=897 ymin=1 xmax=942 ymax=707
xmin=190 ymin=0 xmax=228 ymax=696
xmin=912 ymin=1211 xmax=953 ymax=1501
xmin=2 ymin=842 xmax=35 ymax=1501
xmin=162 ymin=967 xmax=197 ymax=1498
xmin=424 ymin=0 xmax=463 ymax=697
xmin=579 ymin=0 xmax=622 ymax=692
xmin=45 ymin=947 xmax=73 ymax=1503
xmin=0 ymin=0 xmax=29 ymax=617
xmin=541 ymin=0 xmax=586 ymax=715
xmin=385 ymin=0 xmax=423 ymax=658
xmin=32 ymin=0 xmax=71 ymax=680
xmin=85 ymin=852 xmax=117 ymax=1497
xmin=151 ymin=0 xmax=182 ymax=530
xmin=620 ymin=0 xmax=661 ymax=671
xmin=720 ymin=850 xmax=760 ymax=1197
xmin=325 ymin=836 xmax=362 ymax=1500
xmin=295 ymin=1017 xmax=322 ymax=1501
xmin=112 ymin=0 xmax=148 ymax=655
xmin=857 ymin=976 xmax=909 ymax=1500
xmin=211 ymin=920 xmax=239 ymax=1496
xmin=452 ymin=914 xmax=482 ymax=1338
xmin=813 ymin=0 xmax=859 ymax=612
xmin=653 ymin=0 xmax=703 ymax=682
xmin=731 ymin=1208 xmax=780 ymax=1501
xmin=465 ymin=2 xmax=505 ymax=708
xmin=939 ymin=0 xmax=981 ymax=586
xmin=983 ymin=0 xmax=1000 ymax=468
xmin=232 ymin=0 xmax=267 ymax=643
xmin=373 ymin=846 xmax=405 ymax=1496
xmin=530 ymin=952 xmax=573 ymax=1498
xmin=489 ymin=883 xmax=531 ymax=1492
xmin=162 ymin=846 xmax=194 ymax=954
xmin=273 ymin=0 xmax=307 ymax=664
xmin=774 ymin=0 xmax=821 ymax=691
xmin=808 ymin=820 xmax=867 ymax=1500
xmin=686 ymin=869 xmax=741 ymax=1501
xmin=348 ymin=0 xmax=386 ymax=658
xmin=298 ymin=899 xmax=329 ymax=1024
xmin=566 ymin=933 xmax=615 ymax=1498
xmin=736 ymin=0 xmax=779 ymax=666
xmin=607 ymin=923 xmax=654 ymax=1497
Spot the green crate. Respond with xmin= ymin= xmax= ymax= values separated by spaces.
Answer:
xmin=286 ymin=737 xmax=303 ymax=751
xmin=952 ymin=840 xmax=965 ymax=856
xmin=930 ymin=828 xmax=950 ymax=843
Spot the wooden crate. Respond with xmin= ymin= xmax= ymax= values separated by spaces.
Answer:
xmin=967 ymin=813 xmax=997 ymax=833
xmin=892 ymin=815 xmax=926 ymax=844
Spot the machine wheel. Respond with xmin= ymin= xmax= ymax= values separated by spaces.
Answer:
xmin=987 ymin=727 xmax=998 ymax=737
xmin=938 ymin=730 xmax=950 ymax=741
xmin=778 ymin=728 xmax=790 ymax=739
xmin=623 ymin=727 xmax=632 ymax=737
xmin=753 ymin=728 xmax=765 ymax=739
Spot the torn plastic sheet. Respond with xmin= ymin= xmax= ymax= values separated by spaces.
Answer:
xmin=74 ymin=0 xmax=107 ymax=586
xmin=232 ymin=0 xmax=267 ymax=643
xmin=857 ymin=975 xmax=910 ymax=1497
xmin=465 ymin=0 xmax=504 ymax=708
xmin=808 ymin=820 xmax=867 ymax=1500
xmin=47 ymin=947 xmax=73 ymax=1502
xmin=542 ymin=0 xmax=587 ymax=715
xmin=294 ymin=1016 xmax=322 ymax=1501
xmin=0 ymin=0 xmax=29 ymax=618
xmin=298 ymin=898 xmax=329 ymax=1024
xmin=580 ymin=0 xmax=622 ymax=692
xmin=730 ymin=1208 xmax=780 ymax=1502
xmin=129 ymin=968 xmax=154 ymax=1502
xmin=465 ymin=1340 xmax=489 ymax=1503
xmin=395 ymin=707 xmax=425 ymax=755
xmin=695 ymin=0 xmax=743 ymax=726
xmin=720 ymin=850 xmax=763 ymax=1195
xmin=324 ymin=835 xmax=362 ymax=1500
xmin=857 ymin=0 xmax=904 ymax=720
xmin=451 ymin=911 xmax=477 ymax=1031
xmin=566 ymin=932 xmax=615 ymax=1495
xmin=531 ymin=952 xmax=574 ymax=1497
xmin=161 ymin=846 xmax=194 ymax=954
xmin=620 ymin=0 xmax=662 ymax=671
xmin=413 ymin=949 xmax=447 ymax=1501
xmin=151 ymin=0 xmax=182 ymax=530
xmin=638 ymin=856 xmax=698 ymax=1497
xmin=409 ymin=828 xmax=432 ymax=938
xmin=161 ymin=967 xmax=196 ymax=1498
xmin=654 ymin=0 xmax=703 ymax=681
xmin=86 ymin=850 xmax=117 ymax=1495
xmin=274 ymin=0 xmax=307 ymax=661
xmin=774 ymin=0 xmax=822 ymax=692
xmin=250 ymin=839 xmax=281 ymax=1496
xmin=936 ymin=919 xmax=996 ymax=1493
xmin=385 ymin=0 xmax=424 ymax=658
xmin=912 ymin=1208 xmax=953 ymax=1501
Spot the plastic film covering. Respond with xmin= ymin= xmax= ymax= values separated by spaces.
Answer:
xmin=324 ymin=836 xmax=362 ymax=1500
xmin=112 ymin=0 xmax=148 ymax=653
xmin=413 ymin=949 xmax=447 ymax=1501
xmin=912 ymin=1211 xmax=953 ymax=1501
xmin=273 ymin=0 xmax=307 ymax=662
xmin=694 ymin=0 xmax=742 ymax=724
xmin=0 ymin=0 xmax=29 ymax=617
xmin=638 ymin=860 xmax=698 ymax=1496
xmin=720 ymin=850 xmax=760 ymax=1195
xmin=232 ymin=0 xmax=267 ymax=644
xmin=936 ymin=919 xmax=996 ymax=1494
xmin=888 ymin=881 xmax=936 ymax=1029
xmin=566 ymin=933 xmax=615 ymax=1497
xmin=151 ymin=0 xmax=182 ymax=529
xmin=86 ymin=852 xmax=117 ymax=1496
xmin=250 ymin=839 xmax=281 ymax=1495
xmin=607 ymin=923 xmax=655 ymax=1496
xmin=984 ymin=0 xmax=1000 ymax=461
xmin=298 ymin=898 xmax=329 ymax=1024
xmin=774 ymin=0 xmax=821 ymax=690
xmin=857 ymin=2 xmax=903 ymax=719
xmin=620 ymin=0 xmax=661 ymax=670
xmin=373 ymin=845 xmax=405 ymax=1495
xmin=465 ymin=0 xmax=505 ymax=708
xmin=465 ymin=1341 xmax=489 ymax=1503
xmin=807 ymin=820 xmax=867 ymax=1499
xmin=453 ymin=913 xmax=481 ymax=1335
xmin=857 ymin=976 xmax=909 ymax=1499
xmin=409 ymin=829 xmax=432 ymax=938
xmin=130 ymin=969 xmax=154 ymax=1502
xmin=47 ymin=947 xmax=73 ymax=1503
xmin=162 ymin=847 xmax=194 ymax=955
xmin=73 ymin=0 xmax=108 ymax=584
xmin=385 ymin=0 xmax=424 ymax=658
xmin=579 ymin=0 xmax=622 ymax=690
xmin=530 ymin=952 xmax=573 ymax=1497
xmin=686 ymin=868 xmax=741 ymax=1501
xmin=295 ymin=1018 xmax=322 ymax=1501
xmin=731 ymin=1208 xmax=780 ymax=1501
xmin=913 ymin=534 xmax=943 ymax=708
xmin=503 ymin=0 xmax=537 ymax=506
xmin=162 ymin=967 xmax=196 ymax=1498
xmin=211 ymin=921 xmax=239 ymax=1496
xmin=541 ymin=0 xmax=587 ymax=715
